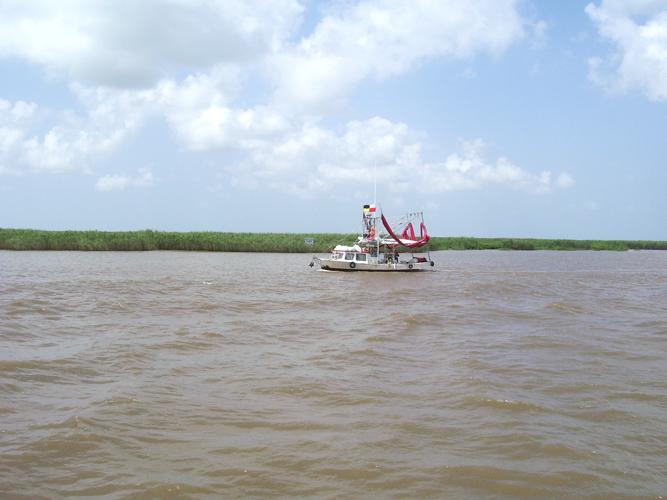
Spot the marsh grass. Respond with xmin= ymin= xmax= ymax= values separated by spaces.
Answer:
xmin=1 ymin=228 xmax=665 ymax=252
xmin=427 ymin=236 xmax=667 ymax=251
xmin=0 ymin=229 xmax=355 ymax=253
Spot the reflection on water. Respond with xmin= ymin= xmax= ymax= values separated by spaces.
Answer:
xmin=1 ymin=250 xmax=666 ymax=498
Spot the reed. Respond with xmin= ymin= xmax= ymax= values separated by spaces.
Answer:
xmin=0 ymin=229 xmax=355 ymax=253
xmin=1 ymin=228 xmax=666 ymax=252
xmin=427 ymin=237 xmax=667 ymax=251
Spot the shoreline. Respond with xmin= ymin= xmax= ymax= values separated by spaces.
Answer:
xmin=1 ymin=228 xmax=666 ymax=252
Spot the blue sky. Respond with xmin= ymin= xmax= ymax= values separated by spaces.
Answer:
xmin=0 ymin=0 xmax=665 ymax=239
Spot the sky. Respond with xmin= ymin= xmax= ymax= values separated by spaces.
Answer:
xmin=0 ymin=0 xmax=666 ymax=239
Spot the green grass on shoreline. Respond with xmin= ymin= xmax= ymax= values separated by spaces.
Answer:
xmin=1 ymin=228 xmax=666 ymax=252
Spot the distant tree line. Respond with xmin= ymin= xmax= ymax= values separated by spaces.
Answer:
xmin=1 ymin=228 xmax=666 ymax=252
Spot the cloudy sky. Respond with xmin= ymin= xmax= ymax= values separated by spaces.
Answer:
xmin=1 ymin=0 xmax=665 ymax=239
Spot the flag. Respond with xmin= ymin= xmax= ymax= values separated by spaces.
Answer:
xmin=363 ymin=204 xmax=376 ymax=214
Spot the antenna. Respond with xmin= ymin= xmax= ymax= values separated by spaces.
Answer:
xmin=373 ymin=161 xmax=377 ymax=208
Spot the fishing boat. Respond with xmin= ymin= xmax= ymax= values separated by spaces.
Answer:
xmin=310 ymin=204 xmax=435 ymax=272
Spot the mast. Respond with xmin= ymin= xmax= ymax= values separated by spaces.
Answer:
xmin=373 ymin=161 xmax=377 ymax=209
xmin=374 ymin=162 xmax=379 ymax=260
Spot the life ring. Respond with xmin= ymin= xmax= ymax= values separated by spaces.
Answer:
xmin=408 ymin=263 xmax=413 ymax=270
xmin=349 ymin=262 xmax=356 ymax=269
xmin=430 ymin=261 xmax=435 ymax=267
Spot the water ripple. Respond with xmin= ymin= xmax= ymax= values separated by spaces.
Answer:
xmin=1 ymin=250 xmax=666 ymax=497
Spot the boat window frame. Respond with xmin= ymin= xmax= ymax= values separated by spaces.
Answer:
xmin=355 ymin=253 xmax=367 ymax=262
xmin=344 ymin=252 xmax=355 ymax=261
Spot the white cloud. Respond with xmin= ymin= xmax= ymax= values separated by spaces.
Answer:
xmin=556 ymin=172 xmax=575 ymax=189
xmin=232 ymin=117 xmax=421 ymax=196
xmin=166 ymin=98 xmax=291 ymax=152
xmin=586 ymin=0 xmax=667 ymax=100
xmin=95 ymin=168 xmax=155 ymax=191
xmin=71 ymin=67 xmax=290 ymax=153
xmin=0 ymin=99 xmax=37 ymax=121
xmin=227 ymin=119 xmax=573 ymax=198
xmin=95 ymin=174 xmax=131 ymax=192
xmin=271 ymin=0 xmax=525 ymax=109
xmin=416 ymin=139 xmax=573 ymax=194
xmin=0 ymin=0 xmax=303 ymax=87
xmin=0 ymin=0 xmax=556 ymax=201
xmin=0 ymin=96 xmax=135 ymax=173
xmin=0 ymin=68 xmax=285 ymax=173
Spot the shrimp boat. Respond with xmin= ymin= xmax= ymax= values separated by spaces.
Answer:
xmin=310 ymin=204 xmax=435 ymax=272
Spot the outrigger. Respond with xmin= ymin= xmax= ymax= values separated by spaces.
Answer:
xmin=310 ymin=204 xmax=435 ymax=272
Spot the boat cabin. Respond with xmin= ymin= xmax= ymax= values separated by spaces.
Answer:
xmin=331 ymin=251 xmax=368 ymax=262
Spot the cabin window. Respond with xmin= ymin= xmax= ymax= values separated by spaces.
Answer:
xmin=344 ymin=253 xmax=354 ymax=261
xmin=356 ymin=253 xmax=367 ymax=262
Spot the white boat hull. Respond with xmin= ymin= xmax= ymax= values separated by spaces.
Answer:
xmin=313 ymin=257 xmax=433 ymax=272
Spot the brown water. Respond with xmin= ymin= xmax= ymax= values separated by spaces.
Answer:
xmin=1 ymin=250 xmax=666 ymax=498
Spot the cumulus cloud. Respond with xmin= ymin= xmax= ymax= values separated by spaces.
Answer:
xmin=164 ymin=92 xmax=291 ymax=152
xmin=0 ymin=0 xmax=303 ymax=87
xmin=271 ymin=0 xmax=525 ymax=109
xmin=0 ymin=99 xmax=36 ymax=170
xmin=416 ymin=139 xmax=573 ymax=194
xmin=556 ymin=172 xmax=575 ymax=188
xmin=95 ymin=168 xmax=155 ymax=191
xmin=71 ymin=67 xmax=290 ymax=152
xmin=0 ymin=99 xmax=37 ymax=122
xmin=586 ymin=0 xmax=667 ymax=100
xmin=0 ymin=96 xmax=136 ymax=174
xmin=227 ymin=118 xmax=574 ymax=198
xmin=229 ymin=117 xmax=421 ymax=196
xmin=0 ymin=0 xmax=561 ymax=200
xmin=0 ymin=68 xmax=287 ymax=173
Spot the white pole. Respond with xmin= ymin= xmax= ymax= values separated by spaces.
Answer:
xmin=373 ymin=161 xmax=377 ymax=208
xmin=374 ymin=161 xmax=378 ymax=260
